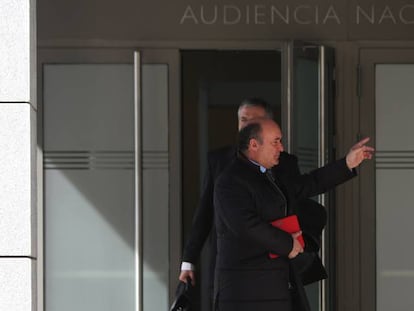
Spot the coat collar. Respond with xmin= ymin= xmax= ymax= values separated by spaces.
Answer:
xmin=236 ymin=151 xmax=267 ymax=174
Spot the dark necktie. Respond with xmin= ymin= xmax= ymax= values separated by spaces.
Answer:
xmin=265 ymin=169 xmax=288 ymax=216
xmin=265 ymin=169 xmax=275 ymax=182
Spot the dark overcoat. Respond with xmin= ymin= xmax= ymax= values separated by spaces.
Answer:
xmin=213 ymin=155 xmax=355 ymax=311
xmin=183 ymin=146 xmax=329 ymax=310
xmin=182 ymin=147 xmax=302 ymax=284
xmin=183 ymin=147 xmax=300 ymax=264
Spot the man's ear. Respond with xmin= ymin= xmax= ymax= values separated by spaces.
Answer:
xmin=249 ymin=138 xmax=259 ymax=151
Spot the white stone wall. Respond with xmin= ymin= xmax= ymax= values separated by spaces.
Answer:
xmin=0 ymin=0 xmax=36 ymax=310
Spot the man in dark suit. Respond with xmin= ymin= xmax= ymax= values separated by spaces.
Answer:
xmin=179 ymin=98 xmax=327 ymax=310
xmin=180 ymin=99 xmax=299 ymax=279
xmin=213 ymin=119 xmax=373 ymax=311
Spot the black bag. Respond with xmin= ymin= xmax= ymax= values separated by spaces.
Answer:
xmin=170 ymin=278 xmax=194 ymax=311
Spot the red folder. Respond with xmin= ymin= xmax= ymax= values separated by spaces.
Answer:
xmin=269 ymin=214 xmax=305 ymax=259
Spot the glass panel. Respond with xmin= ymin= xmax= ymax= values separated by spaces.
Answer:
xmin=45 ymin=170 xmax=135 ymax=311
xmin=292 ymin=48 xmax=320 ymax=311
xmin=376 ymin=64 xmax=414 ymax=311
xmin=293 ymin=55 xmax=319 ymax=173
xmin=43 ymin=64 xmax=135 ymax=311
xmin=141 ymin=64 xmax=169 ymax=311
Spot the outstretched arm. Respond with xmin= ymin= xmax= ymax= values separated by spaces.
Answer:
xmin=289 ymin=137 xmax=374 ymax=199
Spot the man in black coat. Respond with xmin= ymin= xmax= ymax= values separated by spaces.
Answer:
xmin=213 ymin=119 xmax=373 ymax=311
xmin=179 ymin=99 xmax=328 ymax=310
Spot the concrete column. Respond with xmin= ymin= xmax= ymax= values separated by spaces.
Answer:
xmin=0 ymin=1 xmax=37 ymax=310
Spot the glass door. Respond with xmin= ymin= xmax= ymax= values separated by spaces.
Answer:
xmin=42 ymin=55 xmax=136 ymax=311
xmin=359 ymin=48 xmax=414 ymax=311
xmin=40 ymin=48 xmax=180 ymax=311
xmin=288 ymin=41 xmax=336 ymax=311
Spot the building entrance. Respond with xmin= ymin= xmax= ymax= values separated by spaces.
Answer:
xmin=181 ymin=46 xmax=335 ymax=311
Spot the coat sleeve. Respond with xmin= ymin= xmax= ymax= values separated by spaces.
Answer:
xmin=289 ymin=157 xmax=356 ymax=199
xmin=284 ymin=153 xmax=301 ymax=178
xmin=274 ymin=152 xmax=301 ymax=180
xmin=214 ymin=175 xmax=293 ymax=257
xmin=182 ymin=155 xmax=215 ymax=264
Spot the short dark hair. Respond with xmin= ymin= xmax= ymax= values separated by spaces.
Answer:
xmin=238 ymin=97 xmax=273 ymax=118
xmin=238 ymin=122 xmax=263 ymax=152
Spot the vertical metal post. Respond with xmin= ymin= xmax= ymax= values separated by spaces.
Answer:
xmin=283 ymin=41 xmax=294 ymax=153
xmin=318 ymin=45 xmax=327 ymax=311
xmin=134 ymin=51 xmax=143 ymax=311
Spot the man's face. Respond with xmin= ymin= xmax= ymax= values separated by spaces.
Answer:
xmin=238 ymin=105 xmax=267 ymax=130
xmin=254 ymin=121 xmax=284 ymax=168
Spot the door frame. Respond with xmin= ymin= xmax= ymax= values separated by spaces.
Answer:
xmin=137 ymin=49 xmax=181 ymax=304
